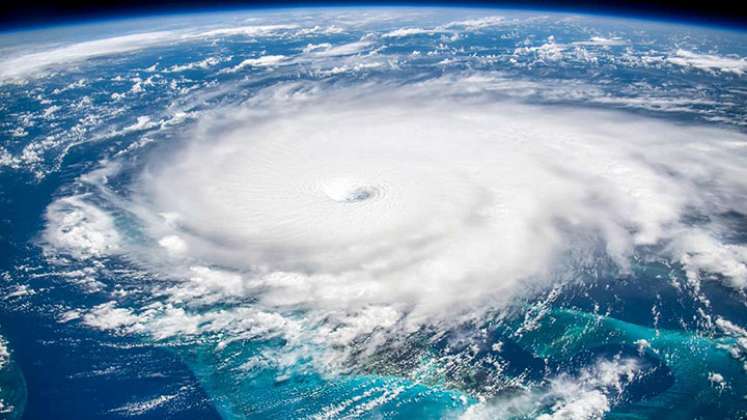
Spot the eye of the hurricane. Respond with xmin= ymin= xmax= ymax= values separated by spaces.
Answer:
xmin=322 ymin=179 xmax=378 ymax=203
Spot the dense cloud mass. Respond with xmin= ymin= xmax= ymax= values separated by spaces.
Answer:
xmin=42 ymin=79 xmax=747 ymax=335
xmin=157 ymin=83 xmax=747 ymax=291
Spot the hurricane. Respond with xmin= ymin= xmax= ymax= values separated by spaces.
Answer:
xmin=1 ymin=7 xmax=747 ymax=419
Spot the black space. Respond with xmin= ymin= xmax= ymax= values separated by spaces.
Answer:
xmin=0 ymin=0 xmax=746 ymax=31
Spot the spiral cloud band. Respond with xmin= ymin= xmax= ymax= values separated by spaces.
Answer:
xmin=119 ymin=79 xmax=747 ymax=325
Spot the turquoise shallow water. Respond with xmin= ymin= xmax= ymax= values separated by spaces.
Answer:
xmin=164 ymin=298 xmax=747 ymax=418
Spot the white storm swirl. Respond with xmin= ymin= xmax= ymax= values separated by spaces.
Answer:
xmin=122 ymin=81 xmax=747 ymax=323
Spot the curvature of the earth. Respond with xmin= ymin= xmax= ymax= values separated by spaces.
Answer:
xmin=1 ymin=7 xmax=747 ymax=419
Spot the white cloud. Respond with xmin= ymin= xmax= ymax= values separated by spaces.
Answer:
xmin=0 ymin=31 xmax=180 ymax=81
xmin=158 ymin=235 xmax=188 ymax=255
xmin=667 ymin=49 xmax=747 ymax=75
xmin=294 ymin=25 xmax=345 ymax=36
xmin=195 ymin=24 xmax=299 ymax=38
xmin=445 ymin=16 xmax=505 ymax=29
xmin=573 ymin=36 xmax=627 ymax=47
xmin=307 ymin=40 xmax=373 ymax=57
xmin=462 ymin=358 xmax=639 ymax=420
xmin=537 ymin=358 xmax=638 ymax=420
xmin=109 ymin=394 xmax=178 ymax=416
xmin=165 ymin=56 xmax=228 ymax=72
xmin=0 ymin=23 xmax=307 ymax=81
xmin=382 ymin=27 xmax=437 ymax=38
xmin=381 ymin=15 xmax=505 ymax=39
xmin=43 ymin=195 xmax=121 ymax=259
xmin=0 ymin=335 xmax=9 ymax=370
xmin=302 ymin=43 xmax=332 ymax=53
xmin=82 ymin=302 xmax=141 ymax=331
xmin=123 ymin=115 xmax=157 ymax=132
xmin=224 ymin=55 xmax=288 ymax=73
xmin=669 ymin=231 xmax=747 ymax=289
